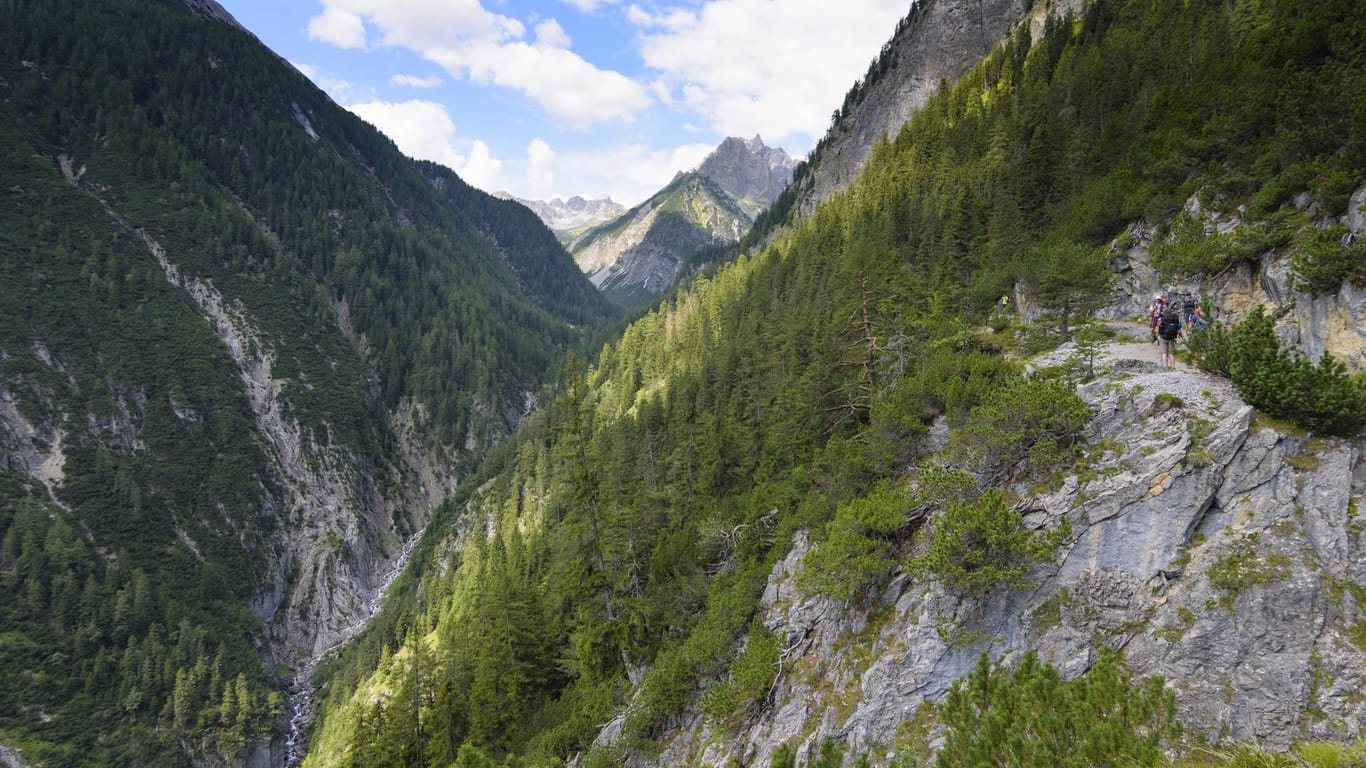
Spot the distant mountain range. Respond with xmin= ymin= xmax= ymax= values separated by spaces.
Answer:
xmin=497 ymin=194 xmax=627 ymax=245
xmin=514 ymin=136 xmax=799 ymax=308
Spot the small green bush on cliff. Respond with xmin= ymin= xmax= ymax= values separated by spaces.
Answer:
xmin=1290 ymin=226 xmax=1366 ymax=294
xmin=953 ymin=379 xmax=1093 ymax=485
xmin=934 ymin=650 xmax=1177 ymax=768
xmin=913 ymin=490 xmax=1070 ymax=598
xmin=1202 ymin=307 xmax=1366 ymax=436
xmin=1151 ymin=215 xmax=1289 ymax=277
xmin=701 ymin=622 xmax=781 ymax=726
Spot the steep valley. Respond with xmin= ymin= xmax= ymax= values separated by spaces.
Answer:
xmin=297 ymin=0 xmax=1366 ymax=765
xmin=3 ymin=0 xmax=1366 ymax=766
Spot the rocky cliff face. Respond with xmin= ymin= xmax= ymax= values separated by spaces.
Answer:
xmin=617 ymin=353 xmax=1365 ymax=766
xmin=147 ymin=227 xmax=440 ymax=765
xmin=1099 ymin=186 xmax=1366 ymax=374
xmin=793 ymin=0 xmax=1081 ymax=216
xmin=695 ymin=136 xmax=798 ymax=219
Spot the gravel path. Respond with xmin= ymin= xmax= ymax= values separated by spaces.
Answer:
xmin=1102 ymin=321 xmax=1197 ymax=372
xmin=1027 ymin=320 xmax=1198 ymax=374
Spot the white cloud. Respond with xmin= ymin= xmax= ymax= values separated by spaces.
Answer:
xmin=307 ymin=0 xmax=650 ymax=127
xmin=562 ymin=0 xmax=613 ymax=10
xmin=460 ymin=140 xmax=504 ymax=192
xmin=526 ymin=139 xmax=557 ymax=199
xmin=625 ymin=4 xmax=695 ymax=30
xmin=391 ymin=73 xmax=443 ymax=88
xmin=348 ymin=99 xmax=504 ymax=191
xmin=534 ymin=19 xmax=572 ymax=49
xmin=306 ymin=6 xmax=368 ymax=49
xmin=428 ymin=41 xmax=651 ymax=128
xmin=308 ymin=0 xmax=524 ymax=52
xmin=638 ymin=0 xmax=908 ymax=143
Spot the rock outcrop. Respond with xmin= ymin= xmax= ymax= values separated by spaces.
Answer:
xmin=794 ymin=0 xmax=1075 ymax=217
xmin=619 ymin=357 xmax=1365 ymax=766
xmin=1102 ymin=186 xmax=1366 ymax=373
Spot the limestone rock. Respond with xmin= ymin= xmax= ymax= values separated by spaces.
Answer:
xmin=1105 ymin=186 xmax=1366 ymax=373
xmin=612 ymin=361 xmax=1365 ymax=766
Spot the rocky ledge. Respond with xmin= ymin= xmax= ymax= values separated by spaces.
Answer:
xmin=637 ymin=358 xmax=1364 ymax=766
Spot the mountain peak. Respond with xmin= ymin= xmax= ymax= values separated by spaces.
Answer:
xmin=694 ymin=135 xmax=798 ymax=216
xmin=509 ymin=194 xmax=627 ymax=240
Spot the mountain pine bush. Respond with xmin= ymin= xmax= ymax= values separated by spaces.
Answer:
xmin=1218 ymin=307 xmax=1366 ymax=436
xmin=1290 ymin=226 xmax=1366 ymax=294
xmin=934 ymin=650 xmax=1177 ymax=768
xmin=953 ymin=378 xmax=1093 ymax=485
xmin=913 ymin=490 xmax=1070 ymax=598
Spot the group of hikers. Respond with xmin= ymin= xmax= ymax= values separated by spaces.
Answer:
xmin=1149 ymin=291 xmax=1207 ymax=369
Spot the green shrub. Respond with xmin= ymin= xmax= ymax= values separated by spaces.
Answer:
xmin=953 ymin=378 xmax=1093 ymax=485
xmin=802 ymin=468 xmax=972 ymax=601
xmin=1290 ymin=225 xmax=1366 ymax=294
xmin=1064 ymin=323 xmax=1110 ymax=383
xmin=933 ymin=650 xmax=1177 ymax=768
xmin=1226 ymin=307 xmax=1366 ymax=436
xmin=809 ymin=739 xmax=845 ymax=768
xmin=770 ymin=743 xmax=797 ymax=768
xmin=701 ymin=622 xmax=781 ymax=726
xmin=913 ymin=490 xmax=1070 ymax=598
xmin=1307 ymin=165 xmax=1359 ymax=216
xmin=913 ymin=348 xmax=1022 ymax=425
xmin=1151 ymin=215 xmax=1223 ymax=276
xmin=1190 ymin=317 xmax=1233 ymax=377
xmin=1151 ymin=215 xmax=1286 ymax=277
xmin=800 ymin=481 xmax=915 ymax=601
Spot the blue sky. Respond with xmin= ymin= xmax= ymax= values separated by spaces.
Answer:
xmin=216 ymin=0 xmax=913 ymax=207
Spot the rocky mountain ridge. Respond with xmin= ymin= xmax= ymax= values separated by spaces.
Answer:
xmin=694 ymin=135 xmax=798 ymax=219
xmin=500 ymin=194 xmax=627 ymax=246
xmin=570 ymin=136 xmax=796 ymax=307
xmin=788 ymin=0 xmax=1084 ymax=218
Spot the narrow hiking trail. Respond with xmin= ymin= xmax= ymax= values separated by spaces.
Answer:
xmin=1024 ymin=319 xmax=1200 ymax=377
xmin=1101 ymin=320 xmax=1197 ymax=372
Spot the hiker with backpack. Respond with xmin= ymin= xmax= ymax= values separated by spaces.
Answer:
xmin=1149 ymin=293 xmax=1168 ymax=342
xmin=1157 ymin=305 xmax=1183 ymax=369
xmin=1180 ymin=292 xmax=1198 ymax=327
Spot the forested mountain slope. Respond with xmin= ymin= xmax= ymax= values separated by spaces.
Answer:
xmin=304 ymin=0 xmax=1366 ymax=766
xmin=0 ymin=0 xmax=615 ymax=765
xmin=744 ymin=0 xmax=1040 ymax=246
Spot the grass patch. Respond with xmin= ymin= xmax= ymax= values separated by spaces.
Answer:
xmin=1031 ymin=588 xmax=1071 ymax=635
xmin=1284 ymin=452 xmax=1322 ymax=472
xmin=1157 ymin=606 xmax=1199 ymax=643
xmin=1153 ymin=393 xmax=1185 ymax=412
xmin=1207 ymin=545 xmax=1293 ymax=611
